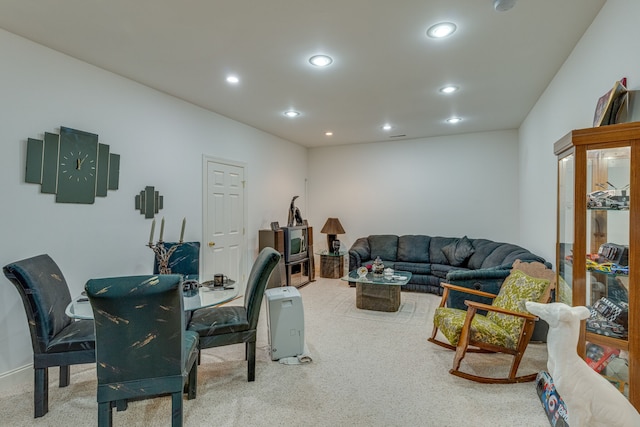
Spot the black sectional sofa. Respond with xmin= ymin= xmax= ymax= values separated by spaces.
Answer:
xmin=348 ymin=235 xmax=550 ymax=298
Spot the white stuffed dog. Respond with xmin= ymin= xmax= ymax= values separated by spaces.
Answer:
xmin=526 ymin=301 xmax=640 ymax=427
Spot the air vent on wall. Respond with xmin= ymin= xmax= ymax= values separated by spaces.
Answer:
xmin=390 ymin=134 xmax=406 ymax=138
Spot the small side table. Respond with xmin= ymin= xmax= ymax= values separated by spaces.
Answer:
xmin=317 ymin=251 xmax=346 ymax=279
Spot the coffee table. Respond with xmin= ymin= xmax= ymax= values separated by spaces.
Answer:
xmin=341 ymin=270 xmax=412 ymax=312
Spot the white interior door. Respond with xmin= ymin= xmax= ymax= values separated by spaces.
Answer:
xmin=202 ymin=157 xmax=246 ymax=285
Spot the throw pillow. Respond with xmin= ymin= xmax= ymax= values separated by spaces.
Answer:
xmin=487 ymin=269 xmax=551 ymax=341
xmin=441 ymin=235 xmax=475 ymax=267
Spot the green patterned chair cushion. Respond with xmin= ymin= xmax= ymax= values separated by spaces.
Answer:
xmin=486 ymin=269 xmax=550 ymax=340
xmin=433 ymin=269 xmax=550 ymax=351
xmin=433 ymin=307 xmax=517 ymax=349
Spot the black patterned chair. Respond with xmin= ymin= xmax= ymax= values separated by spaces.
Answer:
xmin=85 ymin=274 xmax=198 ymax=427
xmin=188 ymin=247 xmax=281 ymax=381
xmin=152 ymin=241 xmax=200 ymax=281
xmin=3 ymin=254 xmax=96 ymax=418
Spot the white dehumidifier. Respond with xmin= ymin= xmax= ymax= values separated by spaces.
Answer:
xmin=264 ymin=286 xmax=304 ymax=361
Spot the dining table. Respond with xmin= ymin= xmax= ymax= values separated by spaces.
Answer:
xmin=65 ymin=279 xmax=241 ymax=320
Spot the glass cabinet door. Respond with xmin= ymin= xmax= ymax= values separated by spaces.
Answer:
xmin=584 ymin=146 xmax=630 ymax=397
xmin=557 ymin=152 xmax=574 ymax=305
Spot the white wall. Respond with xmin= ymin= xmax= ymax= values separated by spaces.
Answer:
xmin=308 ymin=130 xmax=520 ymax=252
xmin=0 ymin=29 xmax=308 ymax=386
xmin=519 ymin=0 xmax=640 ymax=264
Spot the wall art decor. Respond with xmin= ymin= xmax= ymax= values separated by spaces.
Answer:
xmin=135 ymin=186 xmax=163 ymax=219
xmin=25 ymin=126 xmax=120 ymax=204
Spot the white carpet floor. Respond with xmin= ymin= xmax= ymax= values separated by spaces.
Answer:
xmin=0 ymin=278 xmax=551 ymax=426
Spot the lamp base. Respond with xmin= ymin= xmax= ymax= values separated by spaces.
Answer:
xmin=327 ymin=235 xmax=340 ymax=254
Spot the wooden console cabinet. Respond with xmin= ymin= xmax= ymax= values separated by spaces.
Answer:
xmin=259 ymin=227 xmax=315 ymax=288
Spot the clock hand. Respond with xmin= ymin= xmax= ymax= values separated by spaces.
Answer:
xmin=76 ymin=156 xmax=87 ymax=170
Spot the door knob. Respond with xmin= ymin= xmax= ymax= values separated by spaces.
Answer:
xmin=208 ymin=242 xmax=215 ymax=247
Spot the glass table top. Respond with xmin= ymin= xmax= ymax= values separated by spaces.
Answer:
xmin=66 ymin=280 xmax=241 ymax=320
xmin=341 ymin=270 xmax=411 ymax=286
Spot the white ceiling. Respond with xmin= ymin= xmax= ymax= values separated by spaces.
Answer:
xmin=0 ymin=0 xmax=605 ymax=147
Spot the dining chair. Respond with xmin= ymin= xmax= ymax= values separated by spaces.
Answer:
xmin=85 ymin=274 xmax=198 ymax=427
xmin=152 ymin=241 xmax=200 ymax=281
xmin=429 ymin=260 xmax=556 ymax=383
xmin=2 ymin=254 xmax=96 ymax=418
xmin=187 ymin=247 xmax=281 ymax=381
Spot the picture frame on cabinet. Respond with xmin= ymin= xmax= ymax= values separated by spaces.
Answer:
xmin=593 ymin=79 xmax=628 ymax=127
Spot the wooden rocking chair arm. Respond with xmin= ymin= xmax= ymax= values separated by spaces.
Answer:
xmin=464 ymin=300 xmax=538 ymax=320
xmin=440 ymin=282 xmax=498 ymax=299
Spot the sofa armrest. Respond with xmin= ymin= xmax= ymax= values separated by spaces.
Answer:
xmin=445 ymin=264 xmax=512 ymax=282
xmin=348 ymin=237 xmax=371 ymax=271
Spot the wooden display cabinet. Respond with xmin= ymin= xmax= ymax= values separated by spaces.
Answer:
xmin=554 ymin=122 xmax=640 ymax=409
xmin=259 ymin=227 xmax=315 ymax=289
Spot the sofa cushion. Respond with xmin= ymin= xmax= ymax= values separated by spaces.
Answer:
xmin=431 ymin=264 xmax=467 ymax=279
xmin=466 ymin=239 xmax=503 ymax=269
xmin=429 ymin=237 xmax=459 ymax=265
xmin=369 ymin=235 xmax=399 ymax=261
xmin=397 ymin=235 xmax=430 ymax=263
xmin=394 ymin=262 xmax=431 ymax=275
xmin=433 ymin=307 xmax=516 ymax=349
xmin=441 ymin=236 xmax=475 ymax=267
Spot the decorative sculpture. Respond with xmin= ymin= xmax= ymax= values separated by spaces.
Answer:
xmin=526 ymin=301 xmax=640 ymax=427
xmin=287 ymin=196 xmax=304 ymax=227
xmin=147 ymin=217 xmax=186 ymax=274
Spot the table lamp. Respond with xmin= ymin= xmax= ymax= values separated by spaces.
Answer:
xmin=321 ymin=217 xmax=345 ymax=254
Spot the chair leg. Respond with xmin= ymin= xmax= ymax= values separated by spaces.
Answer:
xmin=34 ymin=367 xmax=48 ymax=418
xmin=98 ymin=402 xmax=112 ymax=427
xmin=59 ymin=365 xmax=71 ymax=387
xmin=187 ymin=361 xmax=197 ymax=400
xmin=247 ymin=340 xmax=256 ymax=382
xmin=115 ymin=399 xmax=128 ymax=411
xmin=171 ymin=392 xmax=183 ymax=427
xmin=452 ymin=311 xmax=474 ymax=372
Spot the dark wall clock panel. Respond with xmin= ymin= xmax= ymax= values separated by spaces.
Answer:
xmin=55 ymin=127 xmax=98 ymax=204
xmin=108 ymin=154 xmax=120 ymax=190
xmin=96 ymin=143 xmax=110 ymax=196
xmin=25 ymin=138 xmax=43 ymax=184
xmin=42 ymin=132 xmax=59 ymax=194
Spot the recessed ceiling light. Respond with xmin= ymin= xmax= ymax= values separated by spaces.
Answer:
xmin=494 ymin=0 xmax=517 ymax=12
xmin=382 ymin=124 xmax=392 ymax=131
xmin=309 ymin=54 xmax=333 ymax=67
xmin=226 ymin=75 xmax=240 ymax=84
xmin=440 ymin=85 xmax=459 ymax=94
xmin=446 ymin=117 xmax=462 ymax=124
xmin=325 ymin=131 xmax=333 ymax=136
xmin=284 ymin=110 xmax=300 ymax=118
xmin=427 ymin=22 xmax=457 ymax=38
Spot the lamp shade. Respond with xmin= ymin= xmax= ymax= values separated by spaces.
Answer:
xmin=320 ymin=218 xmax=345 ymax=235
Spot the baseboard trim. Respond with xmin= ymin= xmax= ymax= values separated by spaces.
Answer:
xmin=0 ymin=363 xmax=31 ymax=394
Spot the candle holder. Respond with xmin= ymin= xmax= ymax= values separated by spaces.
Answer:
xmin=148 ymin=241 xmax=182 ymax=274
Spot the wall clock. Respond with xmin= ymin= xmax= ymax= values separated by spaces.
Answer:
xmin=25 ymin=126 xmax=120 ymax=204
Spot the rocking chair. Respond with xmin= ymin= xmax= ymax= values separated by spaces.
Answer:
xmin=428 ymin=260 xmax=555 ymax=384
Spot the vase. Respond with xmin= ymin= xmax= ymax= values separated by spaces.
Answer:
xmin=372 ymin=256 xmax=384 ymax=277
